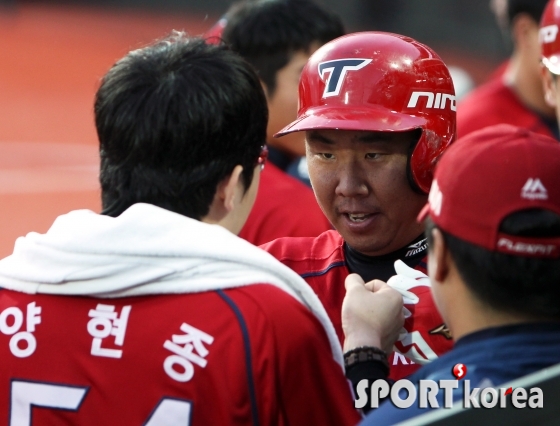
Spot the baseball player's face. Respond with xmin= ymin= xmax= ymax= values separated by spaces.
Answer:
xmin=306 ymin=129 xmax=427 ymax=256
xmin=266 ymin=44 xmax=320 ymax=158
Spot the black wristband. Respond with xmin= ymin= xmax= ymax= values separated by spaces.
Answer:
xmin=344 ymin=346 xmax=389 ymax=375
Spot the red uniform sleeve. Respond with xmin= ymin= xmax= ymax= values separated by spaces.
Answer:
xmin=457 ymin=79 xmax=556 ymax=140
xmin=228 ymin=285 xmax=361 ymax=426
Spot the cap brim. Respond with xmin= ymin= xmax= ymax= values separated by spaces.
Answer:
xmin=274 ymin=105 xmax=427 ymax=137
xmin=543 ymin=56 xmax=560 ymax=75
xmin=417 ymin=203 xmax=431 ymax=223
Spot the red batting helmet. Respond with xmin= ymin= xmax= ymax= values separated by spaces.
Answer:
xmin=541 ymin=0 xmax=560 ymax=74
xmin=275 ymin=31 xmax=456 ymax=194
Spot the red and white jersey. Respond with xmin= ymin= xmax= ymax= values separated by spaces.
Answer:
xmin=262 ymin=230 xmax=453 ymax=380
xmin=457 ymin=78 xmax=558 ymax=140
xmin=0 ymin=204 xmax=359 ymax=426
xmin=239 ymin=163 xmax=331 ymax=246
xmin=0 ymin=284 xmax=360 ymax=425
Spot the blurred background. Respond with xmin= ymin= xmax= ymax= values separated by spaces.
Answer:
xmin=0 ymin=0 xmax=508 ymax=257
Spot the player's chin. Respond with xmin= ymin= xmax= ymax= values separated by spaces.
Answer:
xmin=338 ymin=227 xmax=390 ymax=256
xmin=346 ymin=238 xmax=389 ymax=256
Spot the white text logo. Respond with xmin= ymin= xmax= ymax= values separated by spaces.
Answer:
xmin=407 ymin=92 xmax=456 ymax=111
xmin=163 ymin=322 xmax=214 ymax=382
xmin=355 ymin=378 xmax=543 ymax=410
xmin=0 ymin=302 xmax=41 ymax=358
xmin=497 ymin=238 xmax=556 ymax=256
xmin=521 ymin=178 xmax=548 ymax=200
xmin=406 ymin=239 xmax=428 ymax=257
xmin=87 ymin=304 xmax=131 ymax=359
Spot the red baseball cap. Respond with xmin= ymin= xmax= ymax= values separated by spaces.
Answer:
xmin=418 ymin=124 xmax=560 ymax=258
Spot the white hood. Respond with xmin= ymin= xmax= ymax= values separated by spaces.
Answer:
xmin=0 ymin=203 xmax=343 ymax=365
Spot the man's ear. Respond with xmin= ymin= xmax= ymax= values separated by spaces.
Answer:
xmin=542 ymin=66 xmax=558 ymax=108
xmin=431 ymin=227 xmax=450 ymax=284
xmin=511 ymin=13 xmax=538 ymax=49
xmin=218 ymin=165 xmax=244 ymax=213
xmin=259 ymin=79 xmax=272 ymax=100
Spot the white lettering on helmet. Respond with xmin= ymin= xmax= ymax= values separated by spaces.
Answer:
xmin=318 ymin=58 xmax=372 ymax=98
xmin=407 ymin=91 xmax=456 ymax=111
xmin=540 ymin=25 xmax=559 ymax=44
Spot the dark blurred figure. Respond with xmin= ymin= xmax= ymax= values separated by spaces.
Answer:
xmin=359 ymin=125 xmax=560 ymax=424
xmin=218 ymin=0 xmax=345 ymax=245
xmin=457 ymin=0 xmax=557 ymax=139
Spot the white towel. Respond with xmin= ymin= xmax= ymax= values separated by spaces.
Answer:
xmin=0 ymin=203 xmax=343 ymax=366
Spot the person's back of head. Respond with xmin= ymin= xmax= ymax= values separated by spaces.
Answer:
xmin=95 ymin=32 xmax=268 ymax=220
xmin=221 ymin=0 xmax=344 ymax=96
xmin=493 ymin=0 xmax=548 ymax=36
xmin=221 ymin=0 xmax=344 ymax=157
xmin=491 ymin=0 xmax=552 ymax=118
xmin=422 ymin=124 xmax=560 ymax=323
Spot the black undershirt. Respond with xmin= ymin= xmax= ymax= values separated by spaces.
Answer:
xmin=344 ymin=233 xmax=428 ymax=283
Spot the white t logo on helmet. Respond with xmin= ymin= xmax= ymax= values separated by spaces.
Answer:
xmin=318 ymin=59 xmax=372 ymax=98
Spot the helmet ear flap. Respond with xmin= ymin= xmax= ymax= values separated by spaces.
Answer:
xmin=406 ymin=129 xmax=425 ymax=195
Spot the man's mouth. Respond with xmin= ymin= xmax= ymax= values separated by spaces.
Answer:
xmin=346 ymin=213 xmax=374 ymax=223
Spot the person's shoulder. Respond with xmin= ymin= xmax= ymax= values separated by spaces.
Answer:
xmin=258 ymin=164 xmax=329 ymax=218
xmin=221 ymin=284 xmax=328 ymax=343
xmin=457 ymin=79 xmax=530 ymax=138
xmin=457 ymin=79 xmax=513 ymax=119
xmin=259 ymin=163 xmax=329 ymax=211
xmin=259 ymin=162 xmax=313 ymax=195
xmin=222 ymin=283 xmax=301 ymax=311
xmin=239 ymin=163 xmax=331 ymax=245
xmin=260 ymin=230 xmax=344 ymax=269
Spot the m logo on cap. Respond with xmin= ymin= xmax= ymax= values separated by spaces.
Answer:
xmin=318 ymin=59 xmax=371 ymax=98
xmin=522 ymin=178 xmax=548 ymax=200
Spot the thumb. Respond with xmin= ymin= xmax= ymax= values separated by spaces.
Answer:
xmin=345 ymin=273 xmax=365 ymax=291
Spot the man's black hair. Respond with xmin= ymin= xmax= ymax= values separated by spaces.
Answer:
xmin=95 ymin=32 xmax=268 ymax=220
xmin=221 ymin=0 xmax=344 ymax=96
xmin=507 ymin=0 xmax=548 ymax=26
xmin=426 ymin=209 xmax=560 ymax=320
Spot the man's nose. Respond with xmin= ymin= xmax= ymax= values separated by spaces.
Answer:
xmin=334 ymin=163 xmax=369 ymax=198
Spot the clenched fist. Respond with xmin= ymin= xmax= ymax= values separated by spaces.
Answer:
xmin=342 ymin=274 xmax=404 ymax=353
